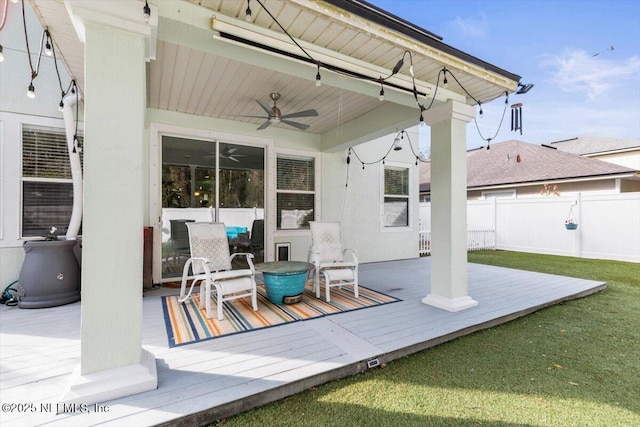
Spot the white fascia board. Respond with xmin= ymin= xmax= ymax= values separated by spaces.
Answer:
xmin=291 ymin=0 xmax=519 ymax=91
xmin=469 ymin=173 xmax=640 ymax=191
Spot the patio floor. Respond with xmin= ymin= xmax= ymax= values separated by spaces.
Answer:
xmin=0 ymin=257 xmax=605 ymax=427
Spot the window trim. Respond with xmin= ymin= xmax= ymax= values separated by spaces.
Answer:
xmin=20 ymin=122 xmax=83 ymax=240
xmin=380 ymin=161 xmax=413 ymax=232
xmin=274 ymin=149 xmax=321 ymax=236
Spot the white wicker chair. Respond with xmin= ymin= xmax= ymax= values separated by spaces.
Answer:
xmin=308 ymin=221 xmax=359 ymax=302
xmin=178 ymin=222 xmax=257 ymax=320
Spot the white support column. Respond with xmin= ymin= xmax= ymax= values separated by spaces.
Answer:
xmin=61 ymin=0 xmax=158 ymax=406
xmin=421 ymin=100 xmax=478 ymax=312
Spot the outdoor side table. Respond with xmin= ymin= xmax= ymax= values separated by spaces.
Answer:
xmin=255 ymin=261 xmax=314 ymax=305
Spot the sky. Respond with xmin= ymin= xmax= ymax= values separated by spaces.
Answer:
xmin=369 ymin=0 xmax=640 ymax=150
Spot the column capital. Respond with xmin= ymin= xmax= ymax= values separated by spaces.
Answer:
xmin=422 ymin=99 xmax=476 ymax=126
xmin=65 ymin=0 xmax=158 ymax=61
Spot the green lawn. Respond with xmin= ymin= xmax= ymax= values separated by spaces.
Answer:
xmin=213 ymin=251 xmax=640 ymax=426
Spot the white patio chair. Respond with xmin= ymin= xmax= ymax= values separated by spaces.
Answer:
xmin=178 ymin=222 xmax=258 ymax=320
xmin=308 ymin=221 xmax=359 ymax=302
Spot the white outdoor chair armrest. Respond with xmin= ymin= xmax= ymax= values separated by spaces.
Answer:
xmin=230 ymin=252 xmax=256 ymax=272
xmin=342 ymin=248 xmax=358 ymax=265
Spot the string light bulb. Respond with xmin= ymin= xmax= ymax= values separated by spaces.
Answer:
xmin=45 ymin=40 xmax=53 ymax=56
xmin=379 ymin=80 xmax=385 ymax=101
xmin=245 ymin=0 xmax=252 ymax=22
xmin=58 ymin=91 xmax=65 ymax=112
xmin=393 ymin=131 xmax=403 ymax=151
xmin=27 ymin=83 xmax=35 ymax=99
xmin=315 ymin=63 xmax=321 ymax=87
xmin=143 ymin=0 xmax=151 ymax=24
xmin=0 ymin=45 xmax=4 ymax=63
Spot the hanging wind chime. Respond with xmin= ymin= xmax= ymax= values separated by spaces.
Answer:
xmin=511 ymin=102 xmax=523 ymax=135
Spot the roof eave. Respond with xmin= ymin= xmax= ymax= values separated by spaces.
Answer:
xmin=468 ymin=172 xmax=640 ymax=190
xmin=323 ymin=0 xmax=522 ymax=83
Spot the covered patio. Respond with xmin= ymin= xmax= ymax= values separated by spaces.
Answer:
xmin=1 ymin=258 xmax=605 ymax=426
xmin=1 ymin=0 xmax=531 ymax=415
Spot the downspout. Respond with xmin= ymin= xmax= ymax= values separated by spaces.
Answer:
xmin=63 ymin=91 xmax=83 ymax=240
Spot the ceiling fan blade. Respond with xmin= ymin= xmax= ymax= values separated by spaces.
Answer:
xmin=257 ymin=121 xmax=271 ymax=130
xmin=232 ymin=114 xmax=269 ymax=119
xmin=228 ymin=156 xmax=240 ymax=162
xmin=281 ymin=120 xmax=310 ymax=130
xmin=256 ymin=100 xmax=273 ymax=115
xmin=197 ymin=150 xmax=217 ymax=158
xmin=281 ymin=109 xmax=319 ymax=119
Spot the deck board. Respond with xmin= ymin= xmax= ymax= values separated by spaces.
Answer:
xmin=0 ymin=258 xmax=605 ymax=427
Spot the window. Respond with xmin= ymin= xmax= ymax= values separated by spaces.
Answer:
xmin=276 ymin=156 xmax=315 ymax=230
xmin=382 ymin=165 xmax=410 ymax=228
xmin=22 ymin=125 xmax=83 ymax=237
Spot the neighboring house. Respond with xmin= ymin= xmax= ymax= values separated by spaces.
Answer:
xmin=1 ymin=0 xmax=522 ymax=405
xmin=549 ymin=135 xmax=640 ymax=170
xmin=419 ymin=140 xmax=640 ymax=200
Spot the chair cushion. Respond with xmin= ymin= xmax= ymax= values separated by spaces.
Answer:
xmin=211 ymin=269 xmax=253 ymax=281
xmin=319 ymin=261 xmax=355 ymax=269
xmin=323 ymin=268 xmax=355 ymax=282
xmin=216 ymin=276 xmax=254 ymax=294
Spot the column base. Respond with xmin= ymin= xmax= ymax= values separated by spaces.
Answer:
xmin=422 ymin=294 xmax=478 ymax=312
xmin=59 ymin=348 xmax=157 ymax=411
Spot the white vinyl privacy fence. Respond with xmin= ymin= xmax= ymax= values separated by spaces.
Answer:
xmin=419 ymin=193 xmax=640 ymax=263
xmin=419 ymin=227 xmax=495 ymax=255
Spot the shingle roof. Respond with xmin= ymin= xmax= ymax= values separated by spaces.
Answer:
xmin=419 ymin=140 xmax=639 ymax=190
xmin=548 ymin=135 xmax=640 ymax=155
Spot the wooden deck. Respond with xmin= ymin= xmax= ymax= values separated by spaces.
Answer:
xmin=0 ymin=258 xmax=606 ymax=427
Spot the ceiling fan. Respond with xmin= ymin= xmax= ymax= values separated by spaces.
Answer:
xmin=237 ymin=93 xmax=319 ymax=130
xmin=219 ymin=146 xmax=244 ymax=162
xmin=202 ymin=145 xmax=245 ymax=162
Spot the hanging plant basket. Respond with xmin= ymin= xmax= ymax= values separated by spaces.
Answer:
xmin=565 ymin=202 xmax=578 ymax=230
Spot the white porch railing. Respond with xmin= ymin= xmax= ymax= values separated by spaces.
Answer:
xmin=418 ymin=227 xmax=495 ymax=255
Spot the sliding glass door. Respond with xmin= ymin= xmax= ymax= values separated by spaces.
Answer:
xmin=161 ymin=136 xmax=264 ymax=280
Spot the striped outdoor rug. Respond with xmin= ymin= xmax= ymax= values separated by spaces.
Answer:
xmin=161 ymin=282 xmax=401 ymax=347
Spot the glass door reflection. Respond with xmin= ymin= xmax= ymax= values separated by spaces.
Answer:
xmin=161 ymin=137 xmax=264 ymax=280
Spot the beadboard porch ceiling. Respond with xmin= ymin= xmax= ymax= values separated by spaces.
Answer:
xmin=29 ymin=0 xmax=521 ymax=136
